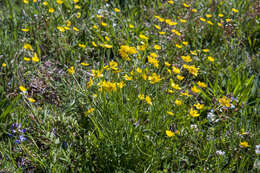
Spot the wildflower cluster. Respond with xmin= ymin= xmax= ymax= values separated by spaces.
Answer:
xmin=0 ymin=0 xmax=257 ymax=171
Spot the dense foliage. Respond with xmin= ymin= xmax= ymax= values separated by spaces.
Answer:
xmin=0 ymin=0 xmax=259 ymax=172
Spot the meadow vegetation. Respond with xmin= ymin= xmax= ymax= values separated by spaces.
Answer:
xmin=0 ymin=0 xmax=259 ymax=172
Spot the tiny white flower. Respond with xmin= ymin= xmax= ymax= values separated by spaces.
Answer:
xmin=256 ymin=144 xmax=260 ymax=155
xmin=216 ymin=150 xmax=225 ymax=156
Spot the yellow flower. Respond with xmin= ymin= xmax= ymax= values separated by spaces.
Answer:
xmin=180 ymin=19 xmax=187 ymax=23
xmin=73 ymin=0 xmax=79 ymax=3
xmin=100 ymin=81 xmax=117 ymax=92
xmin=217 ymin=23 xmax=223 ymax=27
xmin=165 ymin=62 xmax=171 ymax=67
xmin=80 ymin=62 xmax=89 ymax=66
xmin=147 ymin=56 xmax=159 ymax=68
xmin=87 ymin=78 xmax=93 ymax=88
xmin=189 ymin=107 xmax=200 ymax=117
xmin=197 ymin=81 xmax=207 ymax=88
xmin=192 ymin=9 xmax=197 ymax=13
xmin=241 ymin=129 xmax=249 ymax=135
xmin=208 ymin=56 xmax=214 ymax=62
xmin=159 ymin=31 xmax=166 ymax=35
xmin=119 ymin=45 xmax=137 ymax=60
xmin=167 ymin=111 xmax=174 ymax=116
xmin=114 ymin=8 xmax=120 ymax=12
xmin=240 ymin=141 xmax=249 ymax=148
xmin=170 ymin=79 xmax=181 ymax=90
xmin=142 ymin=73 xmax=147 ymax=80
xmin=181 ymin=55 xmax=192 ymax=62
xmin=43 ymin=1 xmax=48 ymax=6
xmin=32 ymin=53 xmax=39 ymax=62
xmin=21 ymin=28 xmax=29 ymax=32
xmin=66 ymin=20 xmax=71 ymax=27
xmin=139 ymin=34 xmax=148 ymax=40
xmin=117 ymin=81 xmax=125 ymax=89
xmin=75 ymin=5 xmax=81 ymax=9
xmin=194 ymin=103 xmax=204 ymax=110
xmin=171 ymin=29 xmax=181 ymax=36
xmin=168 ymin=0 xmax=174 ymax=4
xmin=123 ymin=74 xmax=132 ymax=81
xmin=180 ymin=90 xmax=192 ymax=97
xmin=24 ymin=43 xmax=33 ymax=51
xmin=200 ymin=17 xmax=206 ymax=22
xmin=191 ymin=85 xmax=200 ymax=94
xmin=105 ymin=36 xmax=110 ymax=41
xmin=167 ymin=89 xmax=174 ymax=94
xmin=92 ymin=41 xmax=98 ymax=47
xmin=135 ymin=67 xmax=142 ymax=74
xmin=57 ymin=26 xmax=65 ymax=32
xmin=27 ymin=97 xmax=36 ymax=103
xmin=207 ymin=21 xmax=214 ymax=25
xmin=183 ymin=3 xmax=190 ymax=8
xmin=175 ymin=31 xmax=181 ymax=36
xmin=24 ymin=0 xmax=29 ymax=4
xmin=172 ymin=66 xmax=180 ymax=74
xmin=190 ymin=50 xmax=197 ymax=56
xmin=145 ymin=96 xmax=152 ymax=105
xmin=218 ymin=13 xmax=224 ymax=17
xmin=176 ymin=44 xmax=182 ymax=49
xmin=105 ymin=44 xmax=113 ymax=48
xmin=154 ymin=45 xmax=161 ymax=50
xmin=85 ymin=108 xmax=95 ymax=116
xmin=92 ymin=69 xmax=103 ymax=78
xmin=175 ymin=130 xmax=180 ymax=135
xmin=175 ymin=99 xmax=182 ymax=106
xmin=232 ymin=8 xmax=239 ymax=13
xmin=2 ymin=63 xmax=6 ymax=67
xmin=203 ymin=49 xmax=209 ymax=52
xmin=101 ymin=22 xmax=107 ymax=27
xmin=159 ymin=17 xmax=165 ymax=22
xmin=68 ymin=66 xmax=75 ymax=75
xmin=166 ymin=130 xmax=175 ymax=137
xmin=19 ymin=86 xmax=27 ymax=92
xmin=226 ymin=18 xmax=231 ymax=22
xmin=218 ymin=96 xmax=231 ymax=108
xmin=49 ymin=8 xmax=55 ymax=13
xmin=137 ymin=44 xmax=147 ymax=51
xmin=73 ymin=27 xmax=79 ymax=31
xmin=177 ymin=75 xmax=184 ymax=81
xmin=138 ymin=93 xmax=145 ymax=100
xmin=168 ymin=21 xmax=178 ymax=26
xmin=24 ymin=57 xmax=31 ymax=61
xmin=92 ymin=25 xmax=98 ymax=30
xmin=206 ymin=14 xmax=212 ymax=18
xmin=149 ymin=52 xmax=157 ymax=58
xmin=148 ymin=73 xmax=162 ymax=84
xmin=183 ymin=64 xmax=199 ymax=76
xmin=182 ymin=41 xmax=188 ymax=46
xmin=78 ymin=43 xmax=86 ymax=48
xmin=129 ymin=24 xmax=134 ymax=28
xmin=56 ymin=0 xmax=63 ymax=4
xmin=165 ymin=19 xmax=171 ymax=25
xmin=96 ymin=15 xmax=102 ymax=19
xmin=77 ymin=12 xmax=81 ymax=18
xmin=107 ymin=61 xmax=118 ymax=71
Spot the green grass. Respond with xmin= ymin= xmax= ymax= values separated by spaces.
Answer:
xmin=0 ymin=0 xmax=259 ymax=172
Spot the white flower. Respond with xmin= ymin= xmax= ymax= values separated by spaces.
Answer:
xmin=216 ymin=150 xmax=225 ymax=156
xmin=256 ymin=144 xmax=260 ymax=155
xmin=207 ymin=112 xmax=218 ymax=123
xmin=190 ymin=124 xmax=198 ymax=131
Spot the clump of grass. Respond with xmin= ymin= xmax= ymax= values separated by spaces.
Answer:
xmin=0 ymin=0 xmax=259 ymax=172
